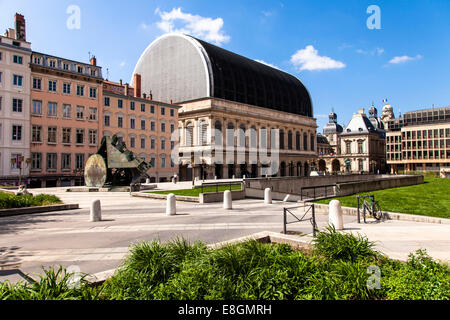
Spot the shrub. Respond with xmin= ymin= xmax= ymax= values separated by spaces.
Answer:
xmin=0 ymin=192 xmax=62 ymax=209
xmin=312 ymin=226 xmax=379 ymax=262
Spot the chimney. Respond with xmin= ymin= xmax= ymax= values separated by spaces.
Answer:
xmin=14 ymin=13 xmax=26 ymax=41
xmin=119 ymin=79 xmax=122 ymax=86
xmin=133 ymin=74 xmax=141 ymax=98
xmin=170 ymin=99 xmax=173 ymax=104
xmin=90 ymin=56 xmax=97 ymax=66
xmin=149 ymin=92 xmax=153 ymax=100
xmin=143 ymin=93 xmax=147 ymax=99
xmin=124 ymin=83 xmax=129 ymax=96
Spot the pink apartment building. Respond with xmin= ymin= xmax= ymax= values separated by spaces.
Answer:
xmin=29 ymin=53 xmax=103 ymax=187
xmin=102 ymin=74 xmax=181 ymax=182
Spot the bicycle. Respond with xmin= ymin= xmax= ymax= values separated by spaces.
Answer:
xmin=362 ymin=198 xmax=383 ymax=220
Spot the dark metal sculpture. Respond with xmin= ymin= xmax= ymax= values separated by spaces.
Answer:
xmin=84 ymin=135 xmax=152 ymax=188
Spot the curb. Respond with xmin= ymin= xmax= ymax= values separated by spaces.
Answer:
xmin=0 ymin=204 xmax=79 ymax=217
xmin=311 ymin=202 xmax=450 ymax=225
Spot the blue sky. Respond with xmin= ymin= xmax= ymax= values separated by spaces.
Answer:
xmin=1 ymin=0 xmax=449 ymax=130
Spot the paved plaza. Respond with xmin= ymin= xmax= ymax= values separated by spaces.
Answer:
xmin=1 ymin=186 xmax=449 ymax=284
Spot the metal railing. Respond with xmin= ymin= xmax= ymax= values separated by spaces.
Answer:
xmin=198 ymin=181 xmax=243 ymax=194
xmin=282 ymin=203 xmax=317 ymax=236
xmin=300 ymin=184 xmax=337 ymax=200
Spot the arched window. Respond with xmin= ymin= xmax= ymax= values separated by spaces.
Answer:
xmin=279 ymin=129 xmax=285 ymax=149
xmin=227 ymin=122 xmax=235 ymax=147
xmin=310 ymin=134 xmax=315 ymax=151
xmin=238 ymin=124 xmax=246 ymax=147
xmin=303 ymin=133 xmax=308 ymax=151
xmin=260 ymin=127 xmax=267 ymax=149
xmin=199 ymin=120 xmax=208 ymax=146
xmin=250 ymin=126 xmax=257 ymax=148
xmin=214 ymin=121 xmax=222 ymax=146
xmin=296 ymin=131 xmax=301 ymax=150
xmin=288 ymin=130 xmax=293 ymax=150
xmin=185 ymin=122 xmax=194 ymax=146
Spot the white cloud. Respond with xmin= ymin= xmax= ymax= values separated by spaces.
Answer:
xmin=154 ymin=7 xmax=230 ymax=45
xmin=290 ymin=45 xmax=346 ymax=71
xmin=255 ymin=59 xmax=280 ymax=70
xmin=389 ymin=54 xmax=422 ymax=64
xmin=119 ymin=61 xmax=126 ymax=67
xmin=140 ymin=22 xmax=151 ymax=30
xmin=356 ymin=47 xmax=384 ymax=56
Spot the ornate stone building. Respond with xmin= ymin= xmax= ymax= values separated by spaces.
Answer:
xmin=318 ymin=105 xmax=387 ymax=174
xmin=132 ymin=33 xmax=318 ymax=180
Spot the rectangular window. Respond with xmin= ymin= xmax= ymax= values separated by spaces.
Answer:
xmin=48 ymin=80 xmax=57 ymax=92
xmin=346 ymin=142 xmax=351 ymax=154
xmin=13 ymin=55 xmax=23 ymax=64
xmin=49 ymin=60 xmax=56 ymax=68
xmin=31 ymin=153 xmax=42 ymax=170
xmin=48 ymin=102 xmax=57 ymax=117
xmin=104 ymin=115 xmax=110 ymax=127
xmin=12 ymin=125 xmax=22 ymax=141
xmin=33 ymin=78 xmax=42 ymax=90
xmin=130 ymin=137 xmax=136 ymax=148
xmin=161 ymin=139 xmax=166 ymax=150
xmin=76 ymin=129 xmax=85 ymax=144
xmin=77 ymin=66 xmax=83 ymax=73
xmin=130 ymin=118 xmax=135 ymax=129
xmin=76 ymin=85 xmax=84 ymax=96
xmin=151 ymin=138 xmax=155 ymax=149
xmin=75 ymin=154 xmax=85 ymax=170
xmin=63 ymin=83 xmax=71 ymax=94
xmin=170 ymin=108 xmax=175 ymax=117
xmin=161 ymin=157 xmax=166 ymax=168
xmin=358 ymin=141 xmax=363 ymax=154
xmin=171 ymin=141 xmax=175 ymax=150
xmin=76 ymin=106 xmax=85 ymax=120
xmin=141 ymin=138 xmax=145 ymax=149
xmin=62 ymin=128 xmax=71 ymax=144
xmin=47 ymin=127 xmax=57 ymax=144
xmin=141 ymin=104 xmax=146 ymax=112
xmin=118 ymin=116 xmax=123 ymax=128
xmin=12 ymin=98 xmax=23 ymax=112
xmin=89 ymin=129 xmax=97 ymax=145
xmin=88 ymin=107 xmax=97 ymax=121
xmin=130 ymin=101 xmax=135 ymax=110
xmin=161 ymin=107 xmax=165 ymax=115
xmin=63 ymin=63 xmax=69 ymax=71
xmin=13 ymin=74 xmax=23 ymax=86
xmin=89 ymin=87 xmax=97 ymax=98
xmin=150 ymin=121 xmax=155 ymax=131
xmin=150 ymin=105 xmax=155 ymax=114
xmin=104 ymin=97 xmax=110 ymax=106
xmin=141 ymin=119 xmax=146 ymax=130
xmin=46 ymin=153 xmax=57 ymax=171
xmin=161 ymin=123 xmax=165 ymax=132
xmin=170 ymin=123 xmax=175 ymax=133
xmin=118 ymin=99 xmax=123 ymax=108
xmin=32 ymin=125 xmax=42 ymax=143
xmin=63 ymin=104 xmax=72 ymax=118
xmin=33 ymin=56 xmax=40 ymax=64
xmin=61 ymin=153 xmax=71 ymax=171
xmin=32 ymin=100 xmax=42 ymax=115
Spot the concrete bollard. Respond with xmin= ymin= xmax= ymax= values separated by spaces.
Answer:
xmin=166 ymin=193 xmax=176 ymax=216
xmin=232 ymin=175 xmax=235 ymax=179
xmin=242 ymin=175 xmax=246 ymax=180
xmin=90 ymin=199 xmax=101 ymax=222
xmin=264 ymin=188 xmax=272 ymax=204
xmin=214 ymin=176 xmax=217 ymax=180
xmin=329 ymin=200 xmax=344 ymax=230
xmin=223 ymin=190 xmax=232 ymax=210
xmin=146 ymin=178 xmax=150 ymax=184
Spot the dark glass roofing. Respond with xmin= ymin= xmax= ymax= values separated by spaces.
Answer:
xmin=192 ymin=37 xmax=313 ymax=117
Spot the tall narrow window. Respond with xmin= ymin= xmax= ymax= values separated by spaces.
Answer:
xmin=186 ymin=122 xmax=194 ymax=146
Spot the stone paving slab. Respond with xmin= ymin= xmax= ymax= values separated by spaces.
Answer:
xmin=0 ymin=188 xmax=449 ymax=284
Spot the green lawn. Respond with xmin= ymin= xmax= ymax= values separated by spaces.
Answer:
xmin=147 ymin=184 xmax=242 ymax=197
xmin=0 ymin=192 xmax=63 ymax=209
xmin=315 ymin=177 xmax=450 ymax=219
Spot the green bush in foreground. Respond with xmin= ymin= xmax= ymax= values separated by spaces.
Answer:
xmin=0 ymin=192 xmax=62 ymax=209
xmin=1 ymin=230 xmax=449 ymax=300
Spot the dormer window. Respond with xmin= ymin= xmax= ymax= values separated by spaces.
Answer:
xmin=49 ymin=60 xmax=56 ymax=68
xmin=77 ymin=66 xmax=83 ymax=73
xmin=63 ymin=63 xmax=69 ymax=71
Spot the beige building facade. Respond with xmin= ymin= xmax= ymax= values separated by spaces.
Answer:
xmin=177 ymin=97 xmax=317 ymax=180
xmin=0 ymin=14 xmax=32 ymax=185
xmin=102 ymin=76 xmax=181 ymax=183
xmin=386 ymin=106 xmax=450 ymax=173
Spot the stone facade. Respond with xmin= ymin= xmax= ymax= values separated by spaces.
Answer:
xmin=318 ymin=106 xmax=387 ymax=174
xmin=177 ymin=97 xmax=318 ymax=180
